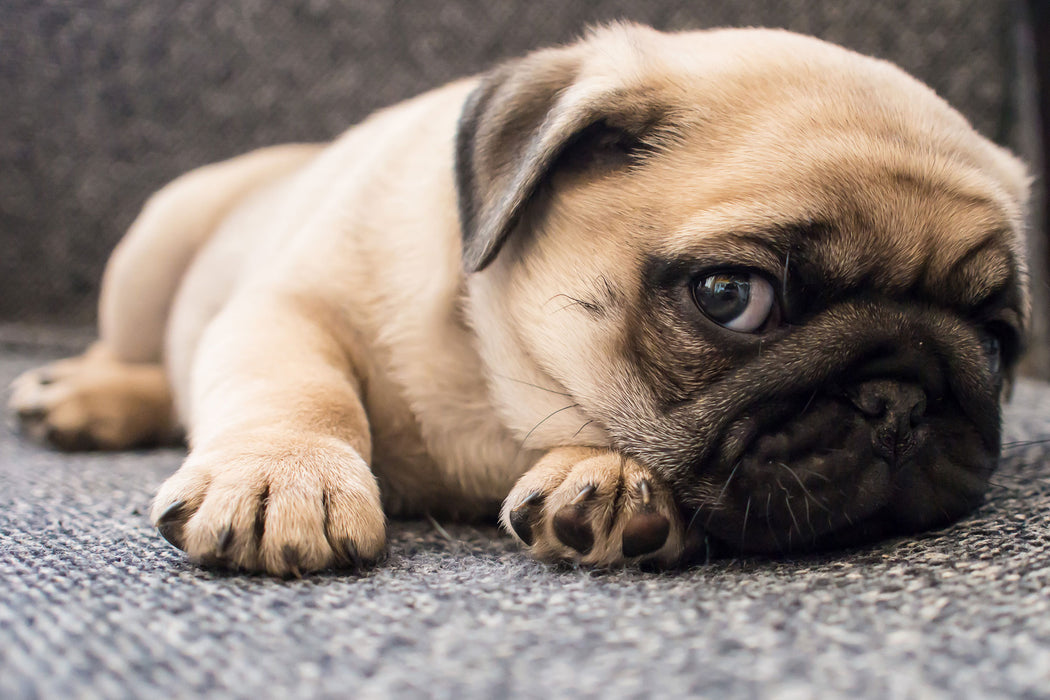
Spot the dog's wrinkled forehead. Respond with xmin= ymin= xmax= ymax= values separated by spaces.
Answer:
xmin=602 ymin=35 xmax=1029 ymax=325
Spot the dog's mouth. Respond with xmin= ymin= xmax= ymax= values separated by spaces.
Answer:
xmin=677 ymin=381 xmax=999 ymax=555
xmin=607 ymin=300 xmax=1010 ymax=557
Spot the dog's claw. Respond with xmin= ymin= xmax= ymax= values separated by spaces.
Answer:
xmin=282 ymin=545 xmax=302 ymax=579
xmin=342 ymin=539 xmax=364 ymax=572
xmin=156 ymin=500 xmax=188 ymax=550
xmin=622 ymin=511 xmax=670 ymax=557
xmin=16 ymin=405 xmax=47 ymax=421
xmin=552 ymin=486 xmax=596 ymax=554
xmin=216 ymin=525 xmax=234 ymax=558
xmin=509 ymin=491 xmax=544 ymax=546
xmin=570 ymin=484 xmax=596 ymax=505
xmin=638 ymin=479 xmax=652 ymax=506
xmin=46 ymin=426 xmax=96 ymax=452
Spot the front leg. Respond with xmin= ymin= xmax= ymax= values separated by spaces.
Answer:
xmin=501 ymin=447 xmax=686 ymax=567
xmin=150 ymin=292 xmax=385 ymax=576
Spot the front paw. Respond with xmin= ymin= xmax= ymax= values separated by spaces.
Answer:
xmin=500 ymin=447 xmax=685 ymax=567
xmin=150 ymin=433 xmax=385 ymax=576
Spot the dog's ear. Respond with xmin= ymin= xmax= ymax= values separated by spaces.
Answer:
xmin=455 ymin=42 xmax=670 ymax=272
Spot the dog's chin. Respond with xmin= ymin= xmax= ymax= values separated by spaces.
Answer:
xmin=681 ymin=389 xmax=999 ymax=555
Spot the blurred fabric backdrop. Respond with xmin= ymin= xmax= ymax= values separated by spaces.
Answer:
xmin=2 ymin=0 xmax=1048 ymax=373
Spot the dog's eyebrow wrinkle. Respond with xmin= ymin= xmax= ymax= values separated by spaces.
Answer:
xmin=667 ymin=223 xmax=829 ymax=274
xmin=942 ymin=229 xmax=1015 ymax=305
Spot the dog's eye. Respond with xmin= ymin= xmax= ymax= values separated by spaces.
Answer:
xmin=693 ymin=271 xmax=775 ymax=332
xmin=981 ymin=334 xmax=1002 ymax=375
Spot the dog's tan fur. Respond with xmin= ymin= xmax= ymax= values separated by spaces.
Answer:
xmin=9 ymin=24 xmax=1029 ymax=575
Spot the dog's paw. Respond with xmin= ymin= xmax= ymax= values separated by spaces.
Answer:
xmin=150 ymin=433 xmax=386 ymax=577
xmin=501 ymin=447 xmax=684 ymax=567
xmin=7 ymin=352 xmax=173 ymax=451
xmin=9 ymin=358 xmax=107 ymax=450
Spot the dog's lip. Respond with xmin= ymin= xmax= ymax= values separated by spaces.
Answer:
xmin=674 ymin=392 xmax=1001 ymax=555
xmin=688 ymin=504 xmax=900 ymax=557
xmin=703 ymin=391 xmax=848 ymax=475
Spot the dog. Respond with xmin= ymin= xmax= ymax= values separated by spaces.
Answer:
xmin=9 ymin=23 xmax=1030 ymax=576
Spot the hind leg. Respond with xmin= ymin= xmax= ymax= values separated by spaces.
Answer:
xmin=8 ymin=146 xmax=321 ymax=451
xmin=8 ymin=343 xmax=179 ymax=451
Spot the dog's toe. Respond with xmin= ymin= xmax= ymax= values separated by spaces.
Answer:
xmin=508 ymin=491 xmax=544 ymax=546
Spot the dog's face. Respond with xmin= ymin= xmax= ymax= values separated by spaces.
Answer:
xmin=456 ymin=24 xmax=1030 ymax=552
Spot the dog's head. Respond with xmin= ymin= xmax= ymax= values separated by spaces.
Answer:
xmin=455 ymin=24 xmax=1030 ymax=552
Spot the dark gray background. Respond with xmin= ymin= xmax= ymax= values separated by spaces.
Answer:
xmin=1 ymin=0 xmax=1040 ymax=334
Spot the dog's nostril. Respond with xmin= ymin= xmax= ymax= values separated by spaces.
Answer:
xmin=909 ymin=395 xmax=927 ymax=427
xmin=848 ymin=390 xmax=886 ymax=418
xmin=848 ymin=380 xmax=928 ymax=464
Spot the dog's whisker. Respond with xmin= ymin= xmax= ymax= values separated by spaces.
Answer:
xmin=426 ymin=513 xmax=460 ymax=551
xmin=491 ymin=373 xmax=574 ymax=397
xmin=777 ymin=463 xmax=830 ymax=514
xmin=546 ymin=293 xmax=601 ymax=315
xmin=572 ymin=420 xmax=595 ymax=439
xmin=705 ymin=460 xmax=742 ymax=528
xmin=840 ymin=508 xmax=855 ymax=527
xmin=685 ymin=505 xmax=704 ymax=534
xmin=739 ymin=496 xmax=752 ymax=555
xmin=1000 ymin=437 xmax=1050 ymax=450
xmin=764 ymin=492 xmax=784 ymax=553
xmin=776 ymin=479 xmax=799 ymax=548
xmin=518 ymin=403 xmax=581 ymax=450
xmin=799 ymin=389 xmax=819 ymax=418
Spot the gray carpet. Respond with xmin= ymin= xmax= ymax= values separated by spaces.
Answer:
xmin=3 ymin=348 xmax=1050 ymax=699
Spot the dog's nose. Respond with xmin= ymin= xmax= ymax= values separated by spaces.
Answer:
xmin=847 ymin=380 xmax=927 ymax=465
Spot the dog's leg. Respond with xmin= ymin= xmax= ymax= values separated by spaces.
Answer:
xmin=149 ymin=292 xmax=385 ymax=576
xmin=9 ymin=343 xmax=178 ymax=450
xmin=501 ymin=447 xmax=686 ymax=567
xmin=7 ymin=144 xmax=321 ymax=451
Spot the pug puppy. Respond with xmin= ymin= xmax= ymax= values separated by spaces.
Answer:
xmin=9 ymin=23 xmax=1029 ymax=576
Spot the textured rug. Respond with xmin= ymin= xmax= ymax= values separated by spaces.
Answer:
xmin=2 ymin=348 xmax=1050 ymax=699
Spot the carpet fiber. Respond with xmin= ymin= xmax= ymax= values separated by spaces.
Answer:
xmin=2 ymin=349 xmax=1050 ymax=698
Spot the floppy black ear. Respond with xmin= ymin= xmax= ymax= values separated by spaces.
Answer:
xmin=454 ymin=46 xmax=667 ymax=272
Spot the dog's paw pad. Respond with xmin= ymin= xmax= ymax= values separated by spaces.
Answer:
xmin=621 ymin=510 xmax=670 ymax=557
xmin=501 ymin=448 xmax=684 ymax=567
xmin=551 ymin=486 xmax=597 ymax=554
